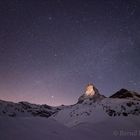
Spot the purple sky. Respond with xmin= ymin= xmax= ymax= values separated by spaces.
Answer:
xmin=0 ymin=0 xmax=140 ymax=106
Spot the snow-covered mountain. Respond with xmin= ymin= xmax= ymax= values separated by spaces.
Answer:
xmin=52 ymin=85 xmax=140 ymax=126
xmin=0 ymin=84 xmax=140 ymax=140
xmin=0 ymin=100 xmax=61 ymax=117
xmin=110 ymin=88 xmax=140 ymax=101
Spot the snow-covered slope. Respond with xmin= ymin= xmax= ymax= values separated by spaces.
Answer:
xmin=72 ymin=117 xmax=140 ymax=140
xmin=52 ymin=97 xmax=140 ymax=126
xmin=0 ymin=116 xmax=140 ymax=140
xmin=51 ymin=88 xmax=140 ymax=140
xmin=0 ymin=117 xmax=89 ymax=140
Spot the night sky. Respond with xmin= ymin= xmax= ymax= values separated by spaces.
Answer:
xmin=0 ymin=0 xmax=140 ymax=106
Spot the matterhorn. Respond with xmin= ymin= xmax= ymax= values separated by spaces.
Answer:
xmin=77 ymin=83 xmax=105 ymax=103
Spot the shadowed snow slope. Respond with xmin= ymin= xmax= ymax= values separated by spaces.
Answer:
xmin=72 ymin=117 xmax=140 ymax=140
xmin=0 ymin=116 xmax=140 ymax=140
xmin=0 ymin=117 xmax=88 ymax=140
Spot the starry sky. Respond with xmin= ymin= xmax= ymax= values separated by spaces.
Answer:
xmin=0 ymin=0 xmax=140 ymax=106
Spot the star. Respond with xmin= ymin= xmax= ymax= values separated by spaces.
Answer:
xmin=48 ymin=16 xmax=53 ymax=21
xmin=54 ymin=54 xmax=57 ymax=57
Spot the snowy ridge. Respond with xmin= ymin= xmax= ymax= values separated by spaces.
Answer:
xmin=0 ymin=100 xmax=60 ymax=117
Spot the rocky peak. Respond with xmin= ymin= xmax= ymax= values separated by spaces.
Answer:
xmin=110 ymin=88 xmax=140 ymax=100
xmin=77 ymin=83 xmax=105 ymax=103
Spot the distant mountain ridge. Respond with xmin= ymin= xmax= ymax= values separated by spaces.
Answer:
xmin=0 ymin=100 xmax=61 ymax=117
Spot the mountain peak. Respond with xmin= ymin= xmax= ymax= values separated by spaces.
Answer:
xmin=77 ymin=83 xmax=105 ymax=103
xmin=85 ymin=83 xmax=96 ymax=96
xmin=110 ymin=88 xmax=140 ymax=100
